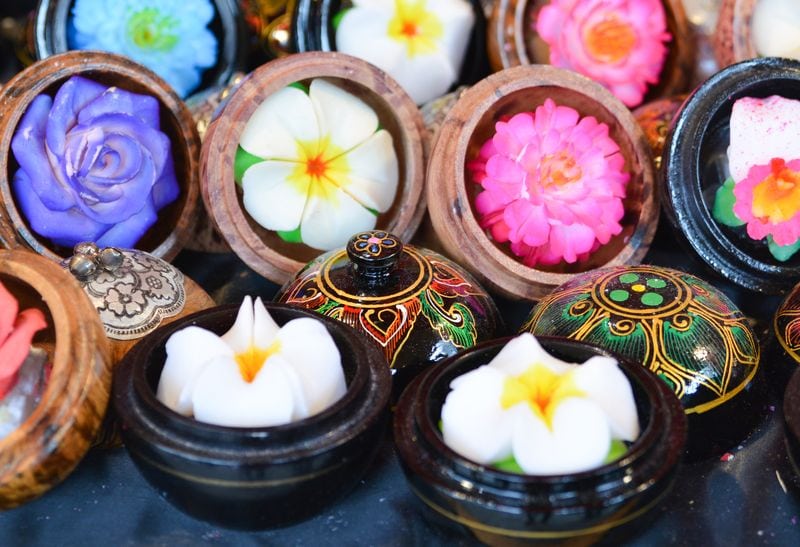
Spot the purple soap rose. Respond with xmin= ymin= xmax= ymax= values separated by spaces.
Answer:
xmin=11 ymin=75 xmax=179 ymax=249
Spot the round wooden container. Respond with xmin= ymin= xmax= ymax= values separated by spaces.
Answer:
xmin=0 ymin=51 xmax=200 ymax=263
xmin=713 ymin=0 xmax=758 ymax=69
xmin=32 ymin=0 xmax=246 ymax=97
xmin=201 ymin=52 xmax=428 ymax=284
xmin=633 ymin=95 xmax=686 ymax=172
xmin=426 ymin=65 xmax=658 ymax=301
xmin=0 ymin=249 xmax=111 ymax=509
xmin=487 ymin=0 xmax=694 ymax=105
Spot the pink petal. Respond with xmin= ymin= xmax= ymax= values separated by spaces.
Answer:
xmin=0 ymin=307 xmax=47 ymax=398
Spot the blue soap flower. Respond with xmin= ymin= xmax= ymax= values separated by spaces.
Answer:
xmin=69 ymin=0 xmax=218 ymax=98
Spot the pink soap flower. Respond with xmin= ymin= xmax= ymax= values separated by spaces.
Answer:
xmin=536 ymin=0 xmax=671 ymax=107
xmin=733 ymin=158 xmax=800 ymax=246
xmin=469 ymin=99 xmax=629 ymax=267
xmin=0 ymin=282 xmax=47 ymax=399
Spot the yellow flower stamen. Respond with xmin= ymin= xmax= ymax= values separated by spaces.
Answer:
xmin=387 ymin=0 xmax=443 ymax=57
xmin=500 ymin=364 xmax=585 ymax=429
xmin=235 ymin=340 xmax=281 ymax=383
xmin=584 ymin=15 xmax=637 ymax=64
xmin=287 ymin=136 xmax=351 ymax=204
xmin=752 ymin=158 xmax=800 ymax=223
xmin=539 ymin=150 xmax=583 ymax=187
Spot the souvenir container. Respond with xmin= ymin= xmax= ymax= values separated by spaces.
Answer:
xmin=632 ymin=95 xmax=685 ymax=171
xmin=427 ymin=65 xmax=658 ymax=301
xmin=0 ymin=51 xmax=200 ymax=263
xmin=395 ymin=335 xmax=687 ymax=545
xmin=661 ymin=57 xmax=800 ymax=294
xmin=113 ymin=302 xmax=391 ymax=529
xmin=769 ymin=282 xmax=800 ymax=389
xmin=31 ymin=0 xmax=246 ymax=99
xmin=784 ymin=367 xmax=800 ymax=483
xmin=275 ymin=230 xmax=504 ymax=392
xmin=522 ymin=265 xmax=762 ymax=458
xmin=487 ymin=0 xmax=694 ymax=108
xmin=201 ymin=52 xmax=428 ymax=285
xmin=0 ymin=249 xmax=111 ymax=508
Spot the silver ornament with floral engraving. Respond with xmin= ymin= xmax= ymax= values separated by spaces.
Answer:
xmin=64 ymin=242 xmax=186 ymax=340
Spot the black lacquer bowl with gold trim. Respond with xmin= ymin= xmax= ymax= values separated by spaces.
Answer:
xmin=112 ymin=303 xmax=391 ymax=530
xmin=394 ymin=336 xmax=686 ymax=545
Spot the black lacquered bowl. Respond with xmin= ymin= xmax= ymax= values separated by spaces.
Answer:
xmin=113 ymin=303 xmax=391 ymax=530
xmin=784 ymin=367 xmax=800 ymax=482
xmin=394 ymin=336 xmax=686 ymax=545
xmin=662 ymin=57 xmax=800 ymax=294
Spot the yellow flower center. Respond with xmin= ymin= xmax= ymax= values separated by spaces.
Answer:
xmin=387 ymin=0 xmax=443 ymax=57
xmin=539 ymin=150 xmax=583 ymax=187
xmin=500 ymin=364 xmax=585 ymax=429
xmin=288 ymin=137 xmax=351 ymax=204
xmin=235 ymin=340 xmax=281 ymax=383
xmin=584 ymin=15 xmax=637 ymax=64
xmin=752 ymin=158 xmax=800 ymax=223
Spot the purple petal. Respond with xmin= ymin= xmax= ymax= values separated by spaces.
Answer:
xmin=95 ymin=197 xmax=158 ymax=248
xmin=77 ymin=86 xmax=160 ymax=130
xmin=151 ymin=154 xmax=179 ymax=210
xmin=13 ymin=169 xmax=106 ymax=246
xmin=11 ymin=95 xmax=76 ymax=211
xmin=46 ymin=76 xmax=106 ymax=158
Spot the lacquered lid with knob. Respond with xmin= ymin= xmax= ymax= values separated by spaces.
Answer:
xmin=275 ymin=230 xmax=505 ymax=389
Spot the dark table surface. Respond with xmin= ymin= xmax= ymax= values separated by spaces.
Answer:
xmin=3 ymin=222 xmax=800 ymax=546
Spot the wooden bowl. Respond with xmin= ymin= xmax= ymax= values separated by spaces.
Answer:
xmin=32 ymin=0 xmax=246 ymax=97
xmin=661 ymin=57 xmax=800 ymax=294
xmin=113 ymin=303 xmax=391 ymax=529
xmin=487 ymin=0 xmax=694 ymax=105
xmin=0 ymin=51 xmax=200 ymax=262
xmin=713 ymin=0 xmax=758 ymax=69
xmin=201 ymin=52 xmax=428 ymax=284
xmin=0 ymin=249 xmax=111 ymax=509
xmin=426 ymin=65 xmax=658 ymax=301
xmin=394 ymin=335 xmax=686 ymax=544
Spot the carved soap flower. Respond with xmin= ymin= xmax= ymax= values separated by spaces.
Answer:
xmin=235 ymin=79 xmax=399 ymax=251
xmin=157 ymin=297 xmax=347 ymax=428
xmin=335 ymin=0 xmax=475 ymax=104
xmin=468 ymin=99 xmax=629 ymax=267
xmin=0 ymin=282 xmax=47 ymax=399
xmin=441 ymin=334 xmax=640 ymax=475
xmin=11 ymin=76 xmax=180 ymax=250
xmin=69 ymin=0 xmax=218 ymax=98
xmin=752 ymin=0 xmax=800 ymax=60
xmin=713 ymin=95 xmax=800 ymax=261
xmin=536 ymin=0 xmax=671 ymax=107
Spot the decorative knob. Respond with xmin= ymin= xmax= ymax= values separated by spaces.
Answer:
xmin=346 ymin=231 xmax=403 ymax=287
xmin=67 ymin=243 xmax=124 ymax=281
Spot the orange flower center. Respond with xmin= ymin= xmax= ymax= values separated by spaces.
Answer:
xmin=401 ymin=21 xmax=419 ymax=37
xmin=584 ymin=16 xmax=637 ymax=63
xmin=752 ymin=158 xmax=800 ymax=223
xmin=539 ymin=150 xmax=583 ymax=187
xmin=306 ymin=154 xmax=328 ymax=179
xmin=235 ymin=340 xmax=281 ymax=383
xmin=500 ymin=364 xmax=585 ymax=430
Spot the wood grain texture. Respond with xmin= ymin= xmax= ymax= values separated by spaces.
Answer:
xmin=713 ymin=0 xmax=758 ymax=69
xmin=0 ymin=51 xmax=200 ymax=262
xmin=487 ymin=0 xmax=695 ymax=104
xmin=0 ymin=249 xmax=111 ymax=509
xmin=200 ymin=52 xmax=428 ymax=284
xmin=426 ymin=65 xmax=658 ymax=301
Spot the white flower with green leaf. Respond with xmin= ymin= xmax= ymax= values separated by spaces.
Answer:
xmin=235 ymin=79 xmax=399 ymax=251
xmin=441 ymin=333 xmax=640 ymax=475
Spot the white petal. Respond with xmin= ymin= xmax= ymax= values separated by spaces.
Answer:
xmin=309 ymin=79 xmax=378 ymax=152
xmin=299 ymin=184 xmax=378 ymax=250
xmin=488 ymin=333 xmax=574 ymax=377
xmin=512 ymin=398 xmax=611 ymax=475
xmin=156 ymin=326 xmax=234 ymax=416
xmin=241 ymin=161 xmax=309 ymax=232
xmin=253 ymin=297 xmax=281 ymax=346
xmin=728 ymin=96 xmax=800 ymax=183
xmin=429 ymin=0 xmax=475 ymax=78
xmin=338 ymin=130 xmax=399 ymax=212
xmin=192 ymin=356 xmax=295 ymax=427
xmin=276 ymin=317 xmax=347 ymax=417
xmin=752 ymin=0 xmax=800 ymax=59
xmin=239 ymin=85 xmax=319 ymax=160
xmin=221 ymin=296 xmax=255 ymax=353
xmin=441 ymin=366 xmax=514 ymax=464
xmin=266 ymin=354 xmax=310 ymax=421
xmin=573 ymin=356 xmax=640 ymax=441
xmin=386 ymin=51 xmax=457 ymax=105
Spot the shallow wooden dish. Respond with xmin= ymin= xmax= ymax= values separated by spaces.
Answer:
xmin=487 ymin=0 xmax=694 ymax=105
xmin=394 ymin=336 xmax=686 ymax=545
xmin=113 ymin=302 xmax=391 ymax=529
xmin=0 ymin=249 xmax=111 ymax=509
xmin=426 ymin=65 xmax=658 ymax=301
xmin=713 ymin=0 xmax=758 ymax=69
xmin=201 ymin=52 xmax=428 ymax=284
xmin=32 ymin=0 xmax=246 ymax=97
xmin=0 ymin=51 xmax=200 ymax=262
